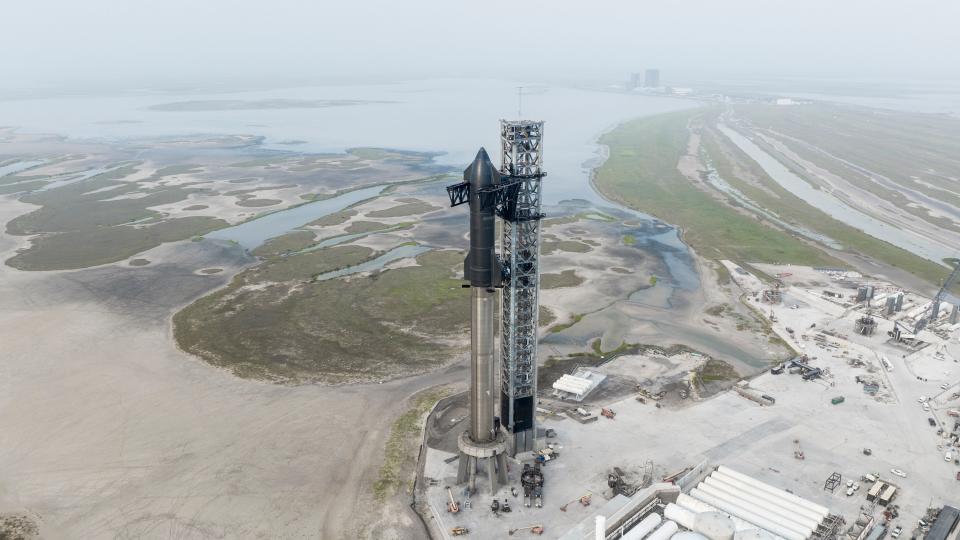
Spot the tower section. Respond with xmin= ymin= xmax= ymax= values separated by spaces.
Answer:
xmin=498 ymin=120 xmax=545 ymax=454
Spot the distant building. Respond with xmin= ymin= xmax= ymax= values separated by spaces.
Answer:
xmin=643 ymin=69 xmax=660 ymax=88
xmin=629 ymin=72 xmax=643 ymax=90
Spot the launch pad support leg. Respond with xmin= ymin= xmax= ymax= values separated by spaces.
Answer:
xmin=456 ymin=431 xmax=508 ymax=494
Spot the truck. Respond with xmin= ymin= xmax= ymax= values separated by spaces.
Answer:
xmin=832 ymin=396 xmax=846 ymax=405
xmin=867 ymin=481 xmax=885 ymax=502
xmin=878 ymin=484 xmax=897 ymax=506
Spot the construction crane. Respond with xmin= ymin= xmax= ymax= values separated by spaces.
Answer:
xmin=915 ymin=262 xmax=960 ymax=333
xmin=446 ymin=487 xmax=460 ymax=513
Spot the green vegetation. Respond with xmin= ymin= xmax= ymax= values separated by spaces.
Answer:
xmin=594 ymin=110 xmax=840 ymax=267
xmin=611 ymin=267 xmax=632 ymax=274
xmin=251 ymin=230 xmax=317 ymax=258
xmin=8 ymin=216 xmax=227 ymax=270
xmin=4 ymin=162 xmax=228 ymax=270
xmin=236 ymin=198 xmax=282 ymax=207
xmin=539 ymin=306 xmax=556 ymax=327
xmin=541 ymin=269 xmax=584 ymax=289
xmin=649 ymin=275 xmax=658 ymax=286
xmin=695 ymin=358 xmax=738 ymax=385
xmin=373 ymin=387 xmax=451 ymax=501
xmin=735 ymin=103 xmax=960 ymax=209
xmin=183 ymin=204 xmax=209 ymax=211
xmin=622 ymin=234 xmax=636 ymax=246
xmin=173 ymin=249 xmax=469 ymax=384
xmin=548 ymin=313 xmax=584 ymax=333
xmin=701 ymin=123 xmax=951 ymax=286
xmin=249 ymin=245 xmax=374 ymax=283
xmin=345 ymin=220 xmax=391 ymax=234
xmin=541 ymin=240 xmax=592 ymax=255
xmin=308 ymin=209 xmax=357 ymax=227
xmin=366 ymin=200 xmax=439 ymax=218
xmin=129 ymin=258 xmax=151 ymax=267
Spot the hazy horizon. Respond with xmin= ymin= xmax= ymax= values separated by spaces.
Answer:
xmin=3 ymin=0 xmax=959 ymax=92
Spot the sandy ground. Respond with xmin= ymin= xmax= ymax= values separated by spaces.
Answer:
xmin=0 ymin=195 xmax=450 ymax=539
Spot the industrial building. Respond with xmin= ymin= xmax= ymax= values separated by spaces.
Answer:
xmin=559 ymin=465 xmax=837 ymax=540
xmin=925 ymin=506 xmax=959 ymax=540
xmin=644 ymin=69 xmax=660 ymax=88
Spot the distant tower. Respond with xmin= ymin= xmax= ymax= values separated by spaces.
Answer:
xmin=499 ymin=120 xmax=545 ymax=455
xmin=643 ymin=69 xmax=660 ymax=88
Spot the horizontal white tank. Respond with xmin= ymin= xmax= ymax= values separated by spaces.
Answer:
xmin=623 ymin=513 xmax=663 ymax=540
xmin=701 ymin=476 xmax=821 ymax=530
xmin=673 ymin=533 xmax=710 ymax=540
xmin=689 ymin=488 xmax=808 ymax=540
xmin=735 ymin=529 xmax=776 ymax=540
xmin=665 ymin=503 xmax=697 ymax=530
xmin=716 ymin=466 xmax=829 ymax=517
xmin=694 ymin=511 xmax=736 ymax=540
xmin=675 ymin=494 xmax=775 ymax=536
xmin=646 ymin=521 xmax=680 ymax=540
xmin=707 ymin=473 xmax=826 ymax=524
xmin=694 ymin=485 xmax=812 ymax=538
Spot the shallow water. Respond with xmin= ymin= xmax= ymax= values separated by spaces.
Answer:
xmin=0 ymin=159 xmax=46 ymax=177
xmin=205 ymin=185 xmax=384 ymax=249
xmin=313 ymin=244 xmax=430 ymax=281
xmin=0 ymin=79 xmax=693 ymax=206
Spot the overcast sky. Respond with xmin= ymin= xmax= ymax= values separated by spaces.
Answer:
xmin=2 ymin=0 xmax=958 ymax=90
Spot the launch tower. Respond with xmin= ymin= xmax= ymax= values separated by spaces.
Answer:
xmin=498 ymin=120 xmax=545 ymax=454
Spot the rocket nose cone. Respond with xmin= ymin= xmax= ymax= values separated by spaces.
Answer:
xmin=464 ymin=147 xmax=499 ymax=187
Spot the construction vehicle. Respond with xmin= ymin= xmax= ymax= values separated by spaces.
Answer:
xmin=608 ymin=467 xmax=638 ymax=496
xmin=794 ymin=439 xmax=805 ymax=460
xmin=831 ymin=396 xmax=845 ymax=405
xmin=560 ymin=493 xmax=591 ymax=511
xmin=501 ymin=499 xmax=512 ymax=513
xmin=509 ymin=525 xmax=545 ymax=535
xmin=601 ymin=408 xmax=616 ymax=419
xmin=451 ymin=527 xmax=469 ymax=536
xmin=521 ymin=463 xmax=544 ymax=508
xmin=491 ymin=499 xmax=500 ymax=514
xmin=446 ymin=487 xmax=460 ymax=513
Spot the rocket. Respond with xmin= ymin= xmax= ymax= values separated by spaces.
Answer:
xmin=463 ymin=148 xmax=501 ymax=443
xmin=463 ymin=148 xmax=503 ymax=289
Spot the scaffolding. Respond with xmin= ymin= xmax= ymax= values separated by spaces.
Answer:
xmin=499 ymin=119 xmax=545 ymax=454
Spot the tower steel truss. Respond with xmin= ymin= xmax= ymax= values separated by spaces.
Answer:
xmin=498 ymin=120 xmax=545 ymax=454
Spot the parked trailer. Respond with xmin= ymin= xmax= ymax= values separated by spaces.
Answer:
xmin=700 ymin=477 xmax=821 ymax=530
xmin=866 ymin=482 xmax=884 ymax=502
xmin=689 ymin=489 xmax=809 ymax=540
xmin=707 ymin=473 xmax=826 ymax=525
xmin=715 ymin=466 xmax=830 ymax=517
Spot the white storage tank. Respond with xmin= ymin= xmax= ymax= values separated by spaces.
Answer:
xmin=675 ymin=495 xmax=771 ymax=536
xmin=673 ymin=532 xmax=710 ymax=540
xmin=689 ymin=489 xmax=807 ymax=540
xmin=735 ymin=529 xmax=776 ymax=540
xmin=699 ymin=478 xmax=820 ymax=530
xmin=622 ymin=513 xmax=663 ymax=540
xmin=665 ymin=503 xmax=697 ymax=530
xmin=706 ymin=473 xmax=825 ymax=525
xmin=715 ymin=466 xmax=829 ymax=517
xmin=694 ymin=511 xmax=736 ymax=540
xmin=646 ymin=521 xmax=680 ymax=540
